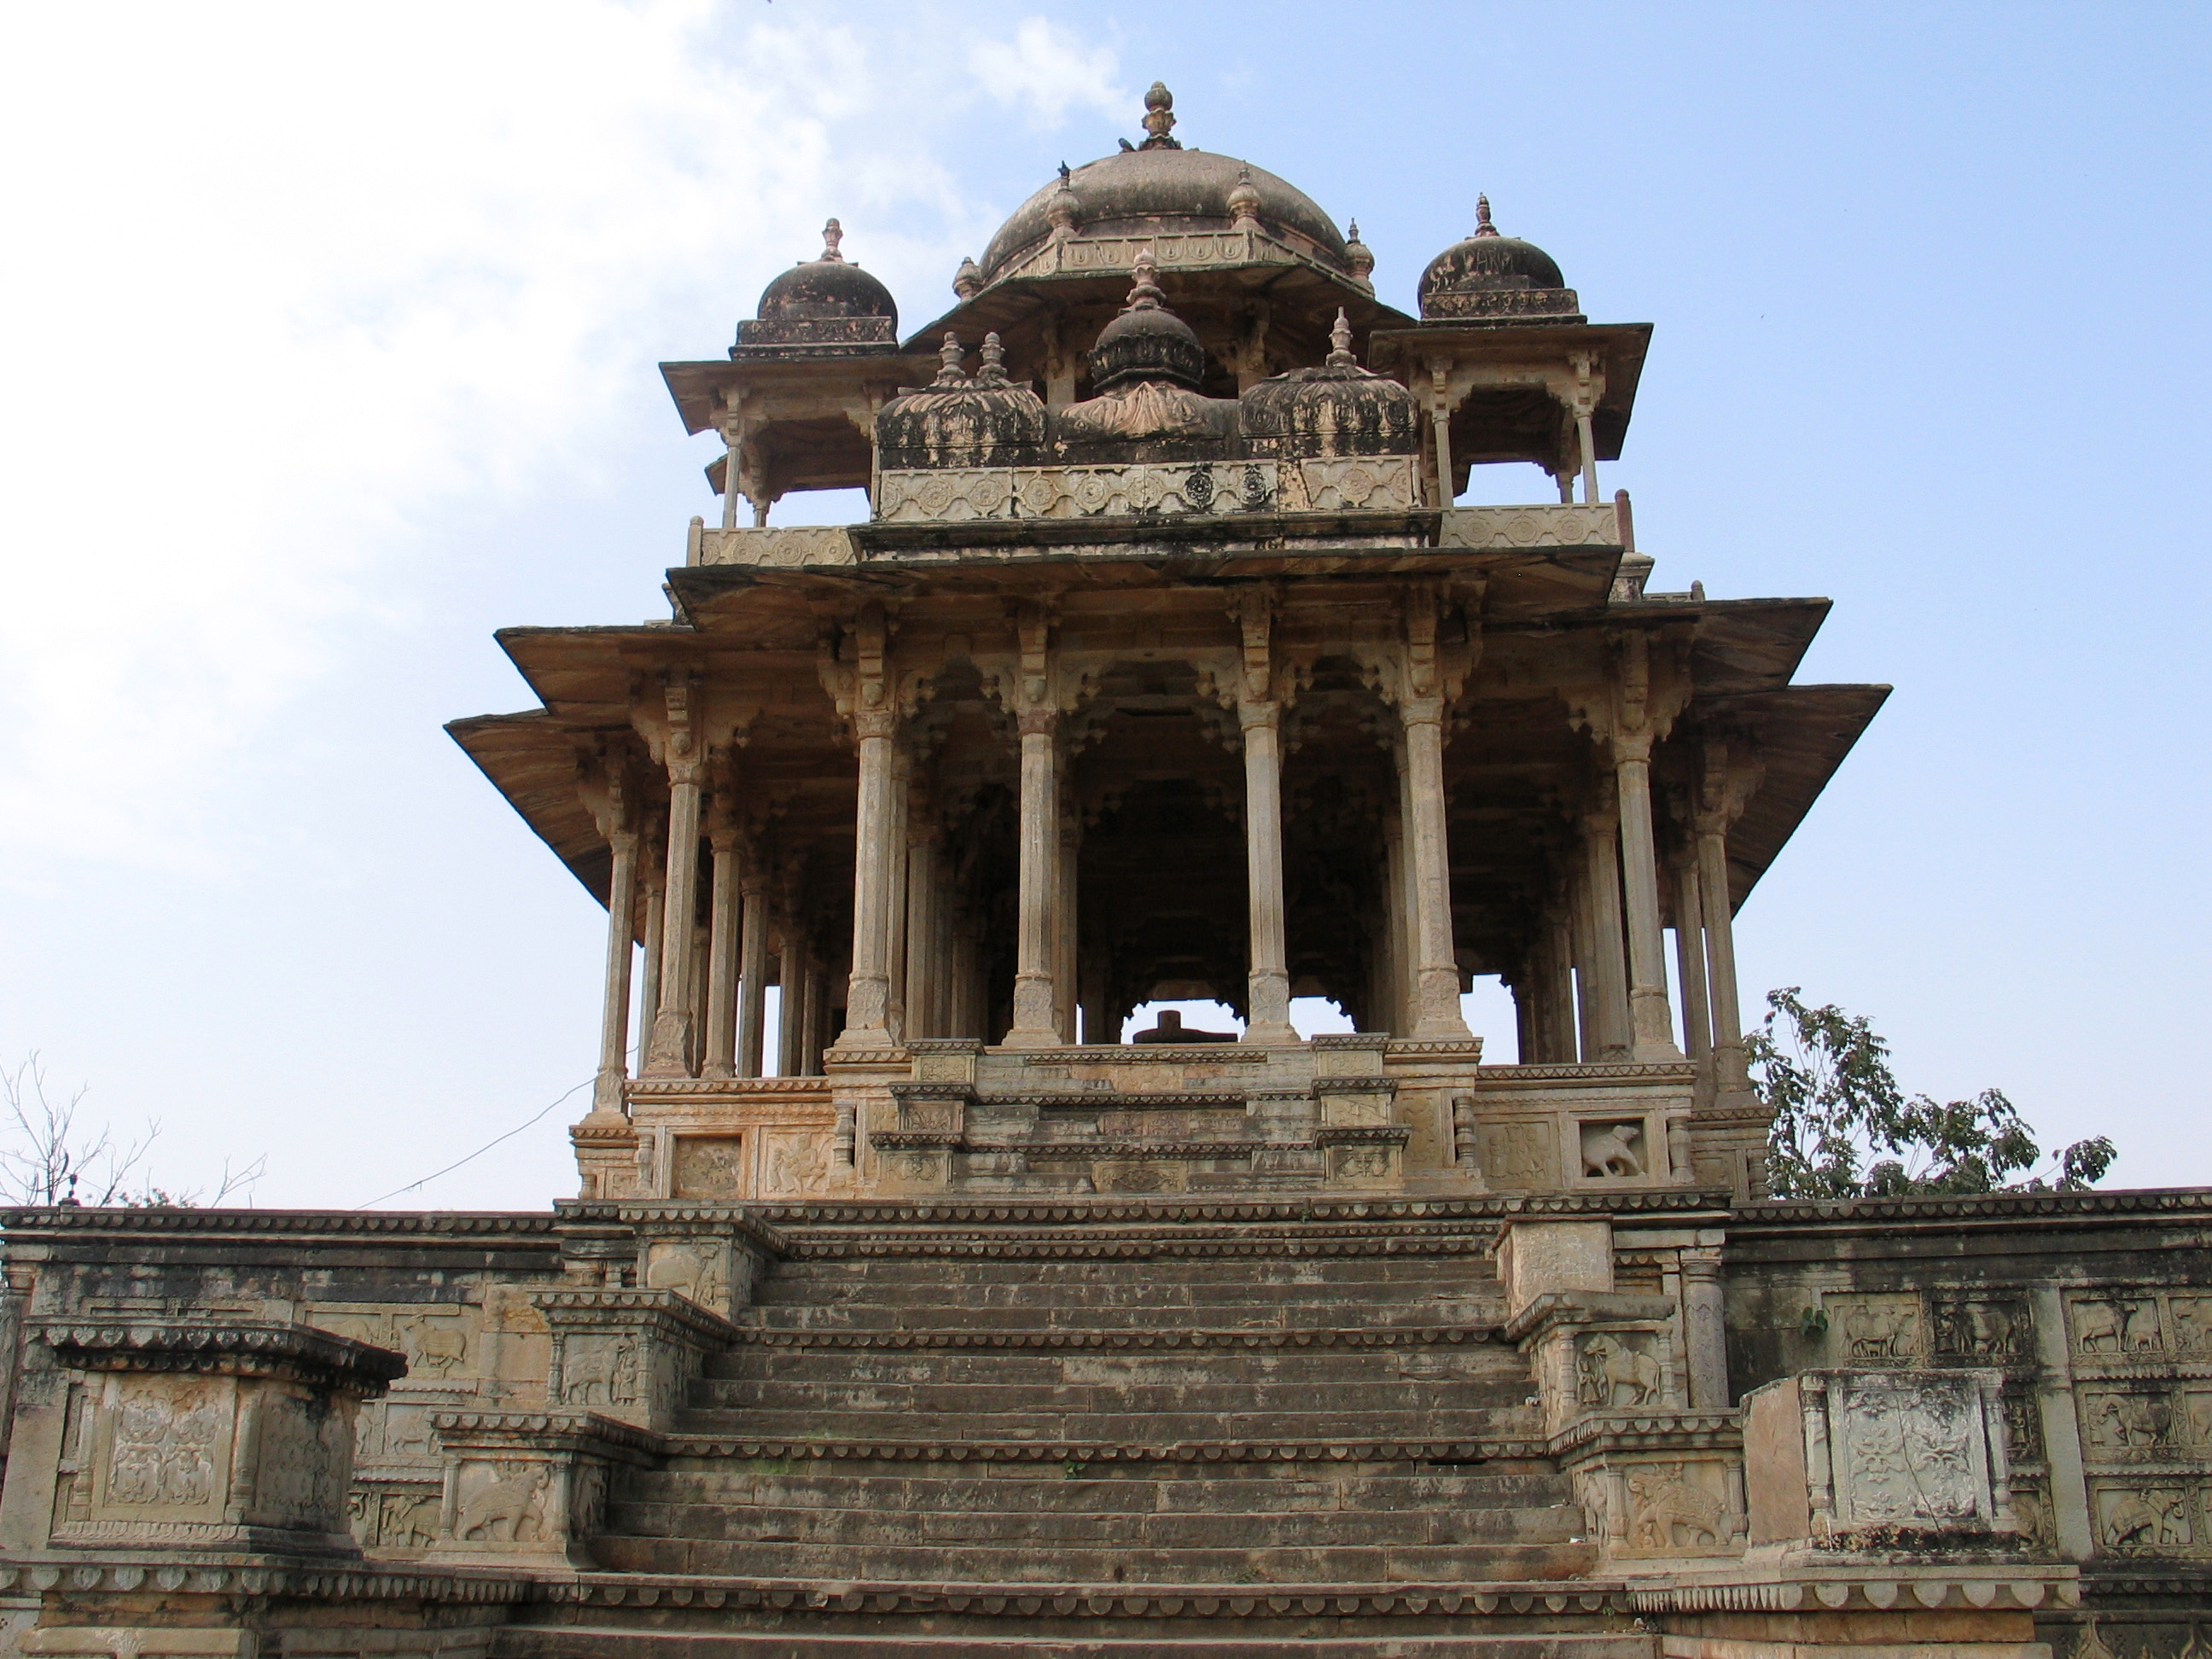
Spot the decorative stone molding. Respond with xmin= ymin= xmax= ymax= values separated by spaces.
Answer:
xmin=36 ymin=1319 xmax=404 ymax=1556
xmin=1437 ymin=504 xmax=1621 ymax=550
xmin=692 ymin=526 xmax=858 ymax=568
xmin=874 ymin=457 xmax=1423 ymax=527
xmin=1627 ymin=1570 xmax=2076 ymax=1612
xmin=423 ymin=1410 xmax=657 ymax=1570
xmin=0 ymin=1560 xmax=527 ymax=1603
xmin=651 ymin=1432 xmax=1549 ymax=1466
xmin=531 ymin=1289 xmax=740 ymax=1432
xmin=721 ymin=1323 xmax=1498 ymax=1352
xmin=1744 ymin=1368 xmax=2017 ymax=1544
xmin=0 ymin=1209 xmax=562 ymax=1240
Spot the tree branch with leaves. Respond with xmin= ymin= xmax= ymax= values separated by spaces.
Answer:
xmin=1749 ymin=988 xmax=2114 ymax=1200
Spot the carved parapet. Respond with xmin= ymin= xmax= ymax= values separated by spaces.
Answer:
xmin=1437 ymin=503 xmax=1621 ymax=550
xmin=1505 ymin=1289 xmax=1685 ymax=1440
xmin=34 ymin=1318 xmax=405 ymax=1556
xmin=531 ymin=1289 xmax=739 ymax=1433
xmin=1744 ymin=1368 xmax=2018 ymax=1546
xmin=872 ymin=457 xmax=1422 ymax=526
xmin=691 ymin=526 xmax=858 ymax=568
xmin=423 ymin=1410 xmax=657 ymax=1571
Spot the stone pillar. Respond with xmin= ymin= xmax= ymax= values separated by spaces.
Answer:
xmin=1238 ymin=698 xmax=1296 ymax=1045
xmin=884 ymin=746 xmax=911 ymax=1041
xmin=1379 ymin=810 xmax=1408 ymax=1036
xmin=590 ymin=826 xmax=640 ymax=1115
xmin=1400 ymin=704 xmax=1467 ymax=1037
xmin=837 ymin=613 xmax=899 ymax=1045
xmin=736 ymin=859 xmax=770 ymax=1079
xmin=905 ymin=811 xmax=939 ymax=1043
xmin=1615 ymin=730 xmax=1684 ymax=1062
xmin=1582 ymin=800 xmax=1632 ymax=1060
xmin=645 ymin=680 xmax=706 ymax=1077
xmin=1056 ymin=781 xmax=1080 ymax=1045
xmin=702 ymin=818 xmax=742 ymax=1078
xmin=1569 ymin=352 xmax=1603 ymax=506
xmin=1543 ymin=905 xmax=1578 ymax=1065
xmin=1697 ymin=772 xmax=1754 ymax=1103
xmin=1671 ymin=847 xmax=1713 ymax=1069
xmin=1426 ymin=356 xmax=1457 ymax=509
xmin=777 ymin=923 xmax=809 ymax=1077
xmin=637 ymin=842 xmax=666 ymax=1051
xmin=1568 ymin=853 xmax=1596 ymax=1061
xmin=1004 ymin=704 xmax=1062 ymax=1046
xmin=1680 ymin=1248 xmax=1730 ymax=1411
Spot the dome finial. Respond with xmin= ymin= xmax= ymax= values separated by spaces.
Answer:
xmin=977 ymin=332 xmax=1010 ymax=387
xmin=952 ymin=255 xmax=982 ymax=300
xmin=1328 ymin=308 xmax=1356 ymax=369
xmin=1344 ymin=218 xmax=1375 ymax=287
xmin=1124 ymin=248 xmax=1167 ymax=312
xmin=934 ymin=332 xmax=969 ymax=387
xmin=821 ymin=218 xmax=845 ymax=261
xmin=1473 ymin=195 xmax=1499 ymax=239
xmin=1228 ymin=166 xmax=1262 ymax=230
xmin=1138 ymin=81 xmax=1181 ymax=150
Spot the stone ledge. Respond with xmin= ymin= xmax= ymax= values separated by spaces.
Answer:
xmin=0 ymin=1208 xmax=560 ymax=1238
xmin=0 ymin=1557 xmax=527 ymax=1603
xmin=527 ymin=1288 xmax=744 ymax=1344
xmin=35 ymin=1318 xmax=407 ymax=1396
xmin=543 ymin=1573 xmax=1636 ymax=1619
xmin=722 ymin=1324 xmax=1503 ymax=1352
xmin=1627 ymin=1564 xmax=2077 ymax=1613
xmin=785 ymin=1233 xmax=1499 ymax=1261
xmin=1732 ymin=1187 xmax=2212 ymax=1226
xmin=748 ymin=1190 xmax=1731 ymax=1228
xmin=654 ymin=1435 xmax=1551 ymax=1465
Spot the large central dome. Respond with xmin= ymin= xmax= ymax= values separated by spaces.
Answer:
xmin=978 ymin=88 xmax=1348 ymax=284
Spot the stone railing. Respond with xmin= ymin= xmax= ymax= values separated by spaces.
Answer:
xmin=684 ymin=495 xmax=1622 ymax=563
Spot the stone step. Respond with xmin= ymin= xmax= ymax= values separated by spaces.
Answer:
xmin=740 ymin=1303 xmax=1505 ymax=1335
xmin=704 ymin=1337 xmax=1522 ymax=1388
xmin=751 ymin=1257 xmax=1500 ymax=1294
xmin=497 ymin=1628 xmax=1652 ymax=1659
xmin=670 ymin=1408 xmax=1534 ymax=1443
xmin=625 ymin=1468 xmax=1574 ymax=1514
xmin=607 ymin=1497 xmax=1580 ymax=1550
xmin=589 ymin=1535 xmax=1602 ymax=1586
xmin=690 ymin=1371 xmax=1540 ymax=1406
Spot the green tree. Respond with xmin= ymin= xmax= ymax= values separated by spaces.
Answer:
xmin=1749 ymin=988 xmax=2115 ymax=1200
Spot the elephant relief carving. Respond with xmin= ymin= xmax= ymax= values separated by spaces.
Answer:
xmin=454 ymin=1464 xmax=549 ymax=1544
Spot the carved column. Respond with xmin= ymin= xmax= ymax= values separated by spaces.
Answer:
xmin=778 ymin=923 xmax=810 ymax=1076
xmin=1004 ymin=605 xmax=1063 ymax=1047
xmin=590 ymin=816 xmax=640 ymax=1116
xmin=1056 ymin=792 xmax=1081 ymax=1045
xmin=702 ymin=806 xmax=742 ymax=1079
xmin=1582 ymin=799 xmax=1632 ymax=1060
xmin=736 ymin=855 xmax=770 ymax=1079
xmin=645 ymin=678 xmax=705 ymax=1077
xmin=1233 ymin=591 xmax=1296 ymax=1045
xmin=1393 ymin=586 xmax=1472 ymax=1039
xmin=1378 ymin=810 xmax=1408 ymax=1035
xmin=1670 ymin=844 xmax=1713 ymax=1074
xmin=836 ymin=609 xmax=899 ymax=1045
xmin=1569 ymin=352 xmax=1604 ymax=505
xmin=884 ymin=744 xmax=911 ymax=1041
xmin=1567 ymin=851 xmax=1596 ymax=1060
xmin=905 ymin=807 xmax=940 ymax=1043
xmin=637 ymin=850 xmax=666 ymax=1042
xmin=1426 ymin=356 xmax=1457 ymax=509
xmin=1543 ymin=904 xmax=1578 ymax=1064
xmin=1609 ymin=633 xmax=1684 ymax=1062
xmin=1679 ymin=1248 xmax=1730 ymax=1411
xmin=1697 ymin=735 xmax=1757 ymax=1104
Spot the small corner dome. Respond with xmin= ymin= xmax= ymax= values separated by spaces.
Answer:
xmin=1417 ymin=196 xmax=1575 ymax=320
xmin=744 ymin=219 xmax=898 ymax=345
xmin=976 ymin=85 xmax=1349 ymax=283
xmin=1086 ymin=254 xmax=1207 ymax=391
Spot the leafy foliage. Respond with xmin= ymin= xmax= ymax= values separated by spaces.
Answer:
xmin=1749 ymin=988 xmax=2115 ymax=1200
xmin=1 ymin=1054 xmax=263 ymax=1208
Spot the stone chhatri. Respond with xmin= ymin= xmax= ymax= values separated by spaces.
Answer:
xmin=0 ymin=78 xmax=2180 ymax=1659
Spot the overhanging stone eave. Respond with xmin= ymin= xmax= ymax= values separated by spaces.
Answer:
xmin=1369 ymin=320 xmax=1652 ymax=460
xmin=445 ymin=709 xmax=619 ymax=909
xmin=661 ymin=353 xmax=940 ymax=437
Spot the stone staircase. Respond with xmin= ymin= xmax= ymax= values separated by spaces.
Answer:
xmin=496 ymin=1208 xmax=1650 ymax=1656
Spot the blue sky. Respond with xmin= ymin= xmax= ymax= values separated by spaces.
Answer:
xmin=1 ymin=3 xmax=2205 ymax=1206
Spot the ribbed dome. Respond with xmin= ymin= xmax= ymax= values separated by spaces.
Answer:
xmin=1240 ymin=310 xmax=1419 ymax=460
xmin=977 ymin=87 xmax=1347 ymax=283
xmin=737 ymin=219 xmax=898 ymax=349
xmin=875 ymin=333 xmax=1046 ymax=469
xmin=1086 ymin=253 xmax=1206 ymax=392
xmin=1417 ymin=196 xmax=1580 ymax=323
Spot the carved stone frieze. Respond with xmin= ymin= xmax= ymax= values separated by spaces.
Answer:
xmin=1436 ymin=503 xmax=1621 ymax=550
xmin=694 ymin=525 xmax=858 ymax=568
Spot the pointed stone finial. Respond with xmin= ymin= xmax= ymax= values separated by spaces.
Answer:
xmin=1048 ymin=172 xmax=1081 ymax=236
xmin=952 ymin=255 xmax=982 ymax=299
xmin=1327 ymin=308 xmax=1356 ymax=369
xmin=1228 ymin=165 xmax=1261 ymax=230
xmin=821 ymin=218 xmax=845 ymax=261
xmin=1124 ymin=249 xmax=1166 ymax=311
xmin=1138 ymin=81 xmax=1181 ymax=150
xmin=1473 ymin=194 xmax=1499 ymax=238
xmin=1344 ymin=218 xmax=1375 ymax=285
xmin=977 ymin=331 xmax=1009 ymax=386
xmin=934 ymin=332 xmax=969 ymax=387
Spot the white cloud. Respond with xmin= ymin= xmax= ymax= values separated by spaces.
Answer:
xmin=969 ymin=17 xmax=1126 ymax=129
xmin=0 ymin=1 xmax=1074 ymax=876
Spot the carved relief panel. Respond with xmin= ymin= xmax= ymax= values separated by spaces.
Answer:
xmin=672 ymin=1134 xmax=747 ymax=1200
xmin=642 ymin=1240 xmax=735 ymax=1318
xmin=88 ymin=1374 xmax=231 ymax=1527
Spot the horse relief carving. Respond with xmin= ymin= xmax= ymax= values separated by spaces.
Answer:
xmin=1578 ymin=1333 xmax=1662 ymax=1410
xmin=1624 ymin=1461 xmax=1730 ymax=1551
xmin=454 ymin=1463 xmax=550 ymax=1545
xmin=2085 ymin=1389 xmax=2172 ymax=1453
